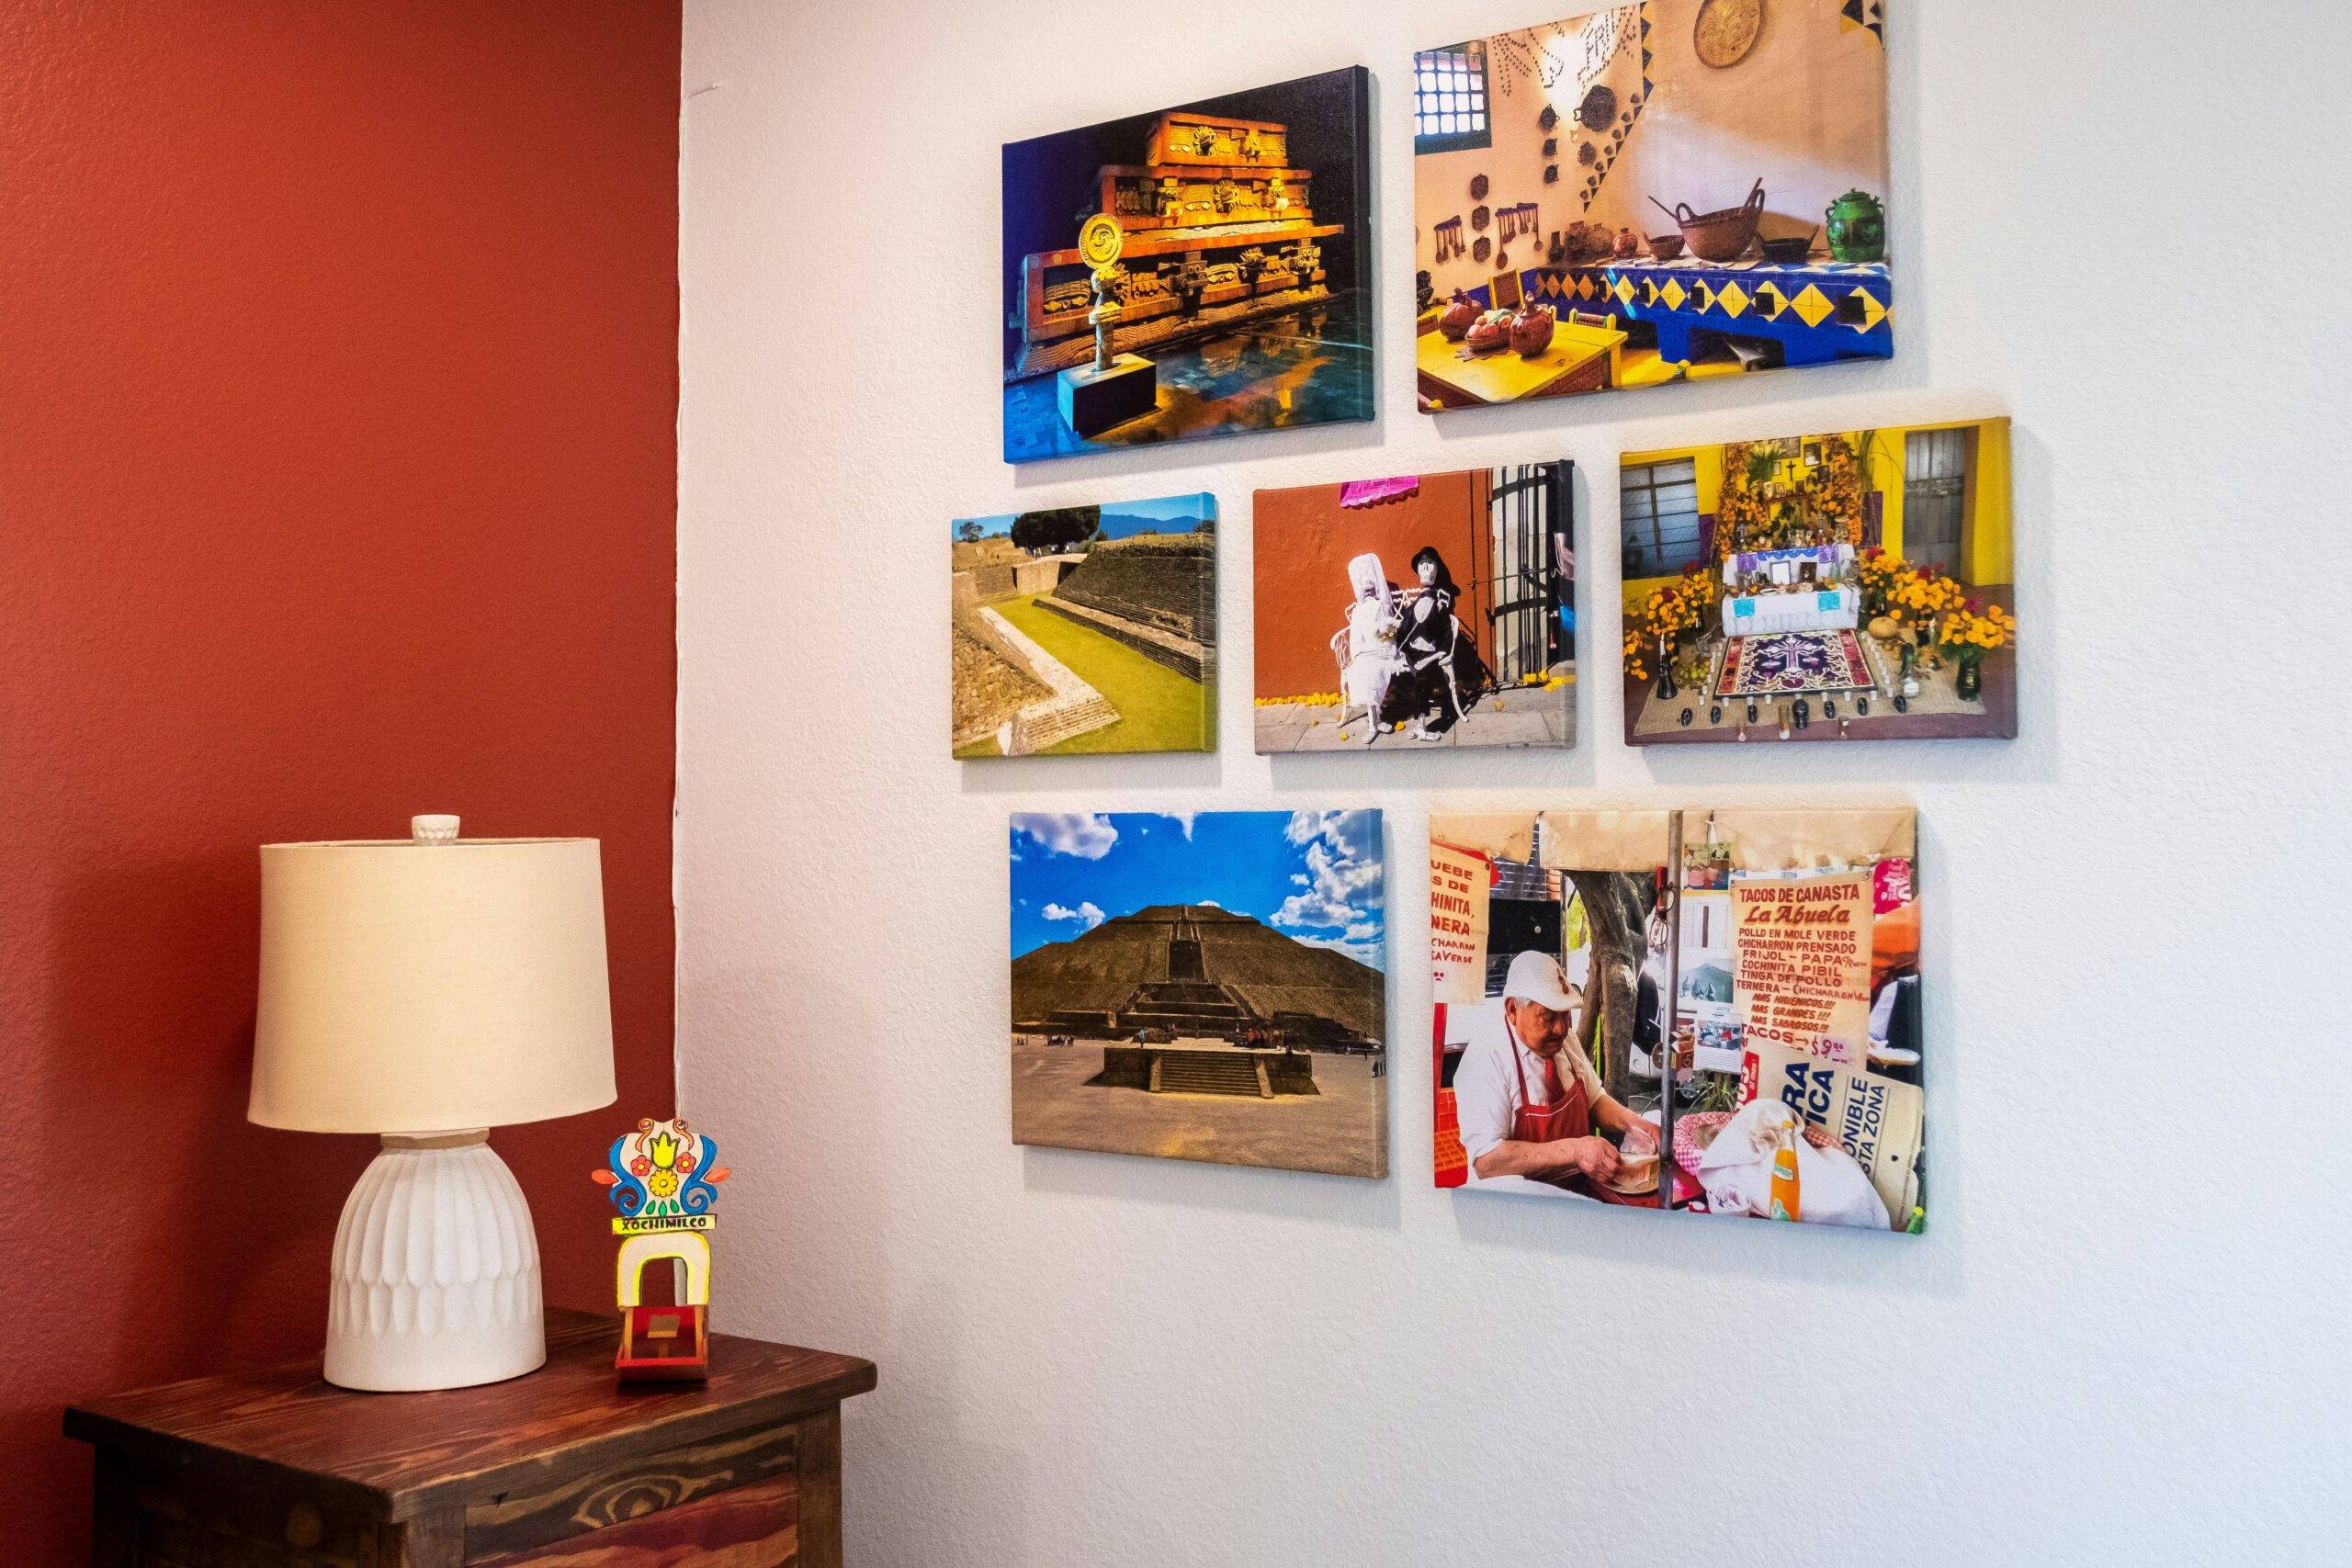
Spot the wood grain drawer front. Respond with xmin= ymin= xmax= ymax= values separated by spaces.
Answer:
xmin=464 ymin=1424 xmax=797 ymax=1562
xmin=468 ymin=1472 xmax=797 ymax=1566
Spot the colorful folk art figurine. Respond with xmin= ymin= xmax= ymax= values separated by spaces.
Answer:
xmin=591 ymin=1118 xmax=729 ymax=1382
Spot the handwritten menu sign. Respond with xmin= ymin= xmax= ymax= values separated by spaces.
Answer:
xmin=1731 ymin=870 xmax=1873 ymax=1066
xmin=1429 ymin=842 xmax=1490 ymax=1005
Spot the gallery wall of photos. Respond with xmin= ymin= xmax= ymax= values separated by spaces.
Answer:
xmin=967 ymin=1 xmax=1976 ymax=1233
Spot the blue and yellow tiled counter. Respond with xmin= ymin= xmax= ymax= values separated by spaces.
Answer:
xmin=1526 ymin=256 xmax=1891 ymax=370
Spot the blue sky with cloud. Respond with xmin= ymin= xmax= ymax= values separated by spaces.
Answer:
xmin=1009 ymin=810 xmax=1385 ymax=970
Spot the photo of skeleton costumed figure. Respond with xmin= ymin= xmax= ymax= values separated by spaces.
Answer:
xmin=1336 ymin=547 xmax=1482 ymax=744
xmin=1256 ymin=465 xmax=1576 ymax=751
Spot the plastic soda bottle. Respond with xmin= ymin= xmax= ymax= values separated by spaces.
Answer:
xmin=1768 ymin=1126 xmax=1802 ymax=1221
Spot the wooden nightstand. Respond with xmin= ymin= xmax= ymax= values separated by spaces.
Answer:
xmin=64 ymin=1306 xmax=876 ymax=1565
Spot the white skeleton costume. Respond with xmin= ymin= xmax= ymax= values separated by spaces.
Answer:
xmin=1341 ymin=553 xmax=1407 ymax=727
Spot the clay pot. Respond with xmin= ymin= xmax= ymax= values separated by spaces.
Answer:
xmin=1613 ymin=226 xmax=1641 ymax=259
xmin=1437 ymin=290 xmax=1478 ymax=342
xmin=1509 ymin=302 xmax=1556 ymax=356
xmin=1464 ymin=310 xmax=1512 ymax=355
xmin=1649 ymin=233 xmax=1686 ymax=261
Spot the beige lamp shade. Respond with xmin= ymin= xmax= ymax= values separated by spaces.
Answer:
xmin=251 ymin=835 xmax=616 ymax=1134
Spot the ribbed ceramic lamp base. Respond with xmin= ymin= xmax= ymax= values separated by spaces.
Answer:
xmin=323 ymin=1132 xmax=547 ymax=1392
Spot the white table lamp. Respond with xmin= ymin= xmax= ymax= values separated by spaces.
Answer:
xmin=251 ymin=815 xmax=616 ymax=1391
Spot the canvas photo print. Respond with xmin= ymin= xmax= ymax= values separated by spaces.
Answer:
xmin=1412 ymin=1 xmax=1890 ymax=411
xmin=1009 ymin=810 xmax=1387 ymax=1178
xmin=1621 ymin=417 xmax=2015 ymax=744
xmin=1430 ymin=807 xmax=1923 ymax=1232
xmin=952 ymin=493 xmax=1216 ymax=757
xmin=1001 ymin=66 xmax=1374 ymax=463
xmin=1252 ymin=464 xmax=1577 ymax=751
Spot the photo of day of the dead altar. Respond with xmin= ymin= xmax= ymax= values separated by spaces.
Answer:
xmin=1430 ymin=807 xmax=1924 ymax=1232
xmin=1621 ymin=417 xmax=2016 ymax=745
xmin=1008 ymin=811 xmax=1388 ymax=1179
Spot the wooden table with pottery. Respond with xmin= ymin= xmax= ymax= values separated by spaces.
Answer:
xmin=1416 ymin=315 xmax=1626 ymax=407
xmin=65 ymin=1306 xmax=876 ymax=1566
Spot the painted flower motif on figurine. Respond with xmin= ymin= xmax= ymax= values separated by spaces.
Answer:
xmin=593 ymin=1117 xmax=730 ymax=1222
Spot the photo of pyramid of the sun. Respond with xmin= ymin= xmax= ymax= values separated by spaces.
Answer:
xmin=1008 ymin=810 xmax=1386 ymax=1178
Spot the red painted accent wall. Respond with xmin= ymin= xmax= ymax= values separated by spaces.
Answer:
xmin=0 ymin=3 xmax=681 ymax=1554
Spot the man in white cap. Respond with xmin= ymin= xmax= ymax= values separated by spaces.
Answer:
xmin=1453 ymin=949 xmax=1659 ymax=1190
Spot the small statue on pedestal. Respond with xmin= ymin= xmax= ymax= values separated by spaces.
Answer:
xmin=1088 ymin=263 xmax=1122 ymax=374
xmin=1055 ymin=213 xmax=1159 ymax=438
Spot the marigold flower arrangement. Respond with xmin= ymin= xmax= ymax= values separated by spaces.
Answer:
xmin=1939 ymin=601 xmax=2017 ymax=655
xmin=1818 ymin=437 xmax=1866 ymax=545
xmin=1889 ymin=563 xmax=1964 ymax=621
xmin=1856 ymin=547 xmax=1905 ymax=614
xmin=1623 ymin=626 xmax=1648 ymax=682
xmin=1623 ymin=564 xmax=1722 ymax=682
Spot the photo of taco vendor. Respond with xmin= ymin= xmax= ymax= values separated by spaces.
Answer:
xmin=1452 ymin=949 xmax=1658 ymax=1190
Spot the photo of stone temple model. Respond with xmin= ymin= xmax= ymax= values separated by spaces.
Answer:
xmin=1001 ymin=67 xmax=1374 ymax=463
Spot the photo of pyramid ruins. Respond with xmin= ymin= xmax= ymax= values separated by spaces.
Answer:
xmin=1008 ymin=811 xmax=1387 ymax=1177
xmin=952 ymin=493 xmax=1216 ymax=757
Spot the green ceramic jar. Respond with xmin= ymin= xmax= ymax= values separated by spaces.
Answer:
xmin=1826 ymin=189 xmax=1886 ymax=264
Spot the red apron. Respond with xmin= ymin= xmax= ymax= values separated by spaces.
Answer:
xmin=1510 ymin=1038 xmax=1591 ymax=1178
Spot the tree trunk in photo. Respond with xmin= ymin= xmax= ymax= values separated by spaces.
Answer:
xmin=1566 ymin=868 xmax=1644 ymax=1105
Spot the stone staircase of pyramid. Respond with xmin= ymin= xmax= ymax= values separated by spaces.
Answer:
xmin=1037 ymin=595 xmax=1215 ymax=682
xmin=1152 ymin=1052 xmax=1271 ymax=1098
xmin=1117 ymin=980 xmax=1250 ymax=1038
xmin=1006 ymin=689 xmax=1117 ymax=752
xmin=977 ymin=604 xmax=1117 ymax=755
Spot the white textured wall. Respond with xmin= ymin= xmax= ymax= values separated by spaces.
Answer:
xmin=679 ymin=3 xmax=2350 ymax=1562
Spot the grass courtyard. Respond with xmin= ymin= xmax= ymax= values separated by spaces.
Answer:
xmin=983 ymin=595 xmax=1208 ymax=755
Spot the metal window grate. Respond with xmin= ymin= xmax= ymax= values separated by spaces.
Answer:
xmin=1415 ymin=46 xmax=1492 ymax=151
xmin=1620 ymin=458 xmax=1703 ymax=581
xmin=1902 ymin=429 xmax=1970 ymax=576
xmin=1486 ymin=464 xmax=1569 ymax=684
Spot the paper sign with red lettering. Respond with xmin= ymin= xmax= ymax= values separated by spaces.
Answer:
xmin=1429 ymin=841 xmax=1491 ymax=1005
xmin=1730 ymin=870 xmax=1874 ymax=1066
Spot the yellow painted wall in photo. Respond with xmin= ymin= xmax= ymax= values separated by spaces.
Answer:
xmin=1621 ymin=418 xmax=2012 ymax=615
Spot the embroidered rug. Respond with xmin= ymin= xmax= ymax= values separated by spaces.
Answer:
xmin=1713 ymin=629 xmax=1878 ymax=698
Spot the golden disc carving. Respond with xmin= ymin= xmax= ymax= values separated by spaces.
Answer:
xmin=1695 ymin=0 xmax=1765 ymax=69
